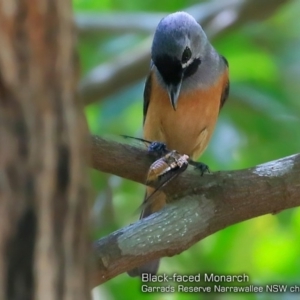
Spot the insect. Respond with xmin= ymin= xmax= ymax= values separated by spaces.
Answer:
xmin=121 ymin=135 xmax=208 ymax=174
xmin=143 ymin=150 xmax=189 ymax=207
xmin=146 ymin=150 xmax=189 ymax=184
xmin=121 ymin=135 xmax=190 ymax=208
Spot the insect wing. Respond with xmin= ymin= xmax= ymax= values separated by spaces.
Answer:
xmin=142 ymin=153 xmax=189 ymax=210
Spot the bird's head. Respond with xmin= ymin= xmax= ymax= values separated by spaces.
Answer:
xmin=152 ymin=12 xmax=208 ymax=110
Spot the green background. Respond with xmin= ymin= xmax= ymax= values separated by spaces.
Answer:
xmin=74 ymin=0 xmax=300 ymax=299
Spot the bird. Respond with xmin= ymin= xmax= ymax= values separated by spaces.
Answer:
xmin=127 ymin=11 xmax=229 ymax=277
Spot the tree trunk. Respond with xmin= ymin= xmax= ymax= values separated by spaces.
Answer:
xmin=0 ymin=1 xmax=90 ymax=300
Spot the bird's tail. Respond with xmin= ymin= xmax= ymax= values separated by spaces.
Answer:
xmin=127 ymin=188 xmax=165 ymax=277
xmin=127 ymin=260 xmax=160 ymax=277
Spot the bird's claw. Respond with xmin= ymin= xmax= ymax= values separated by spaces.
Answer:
xmin=147 ymin=141 xmax=168 ymax=157
xmin=189 ymin=160 xmax=210 ymax=176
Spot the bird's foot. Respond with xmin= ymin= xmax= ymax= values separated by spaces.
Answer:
xmin=189 ymin=160 xmax=210 ymax=176
xmin=147 ymin=141 xmax=168 ymax=157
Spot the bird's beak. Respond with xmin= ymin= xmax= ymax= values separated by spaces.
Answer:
xmin=167 ymin=80 xmax=182 ymax=111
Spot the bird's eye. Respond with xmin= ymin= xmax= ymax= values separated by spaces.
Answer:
xmin=181 ymin=47 xmax=192 ymax=64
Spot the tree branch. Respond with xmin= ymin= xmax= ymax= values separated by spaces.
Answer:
xmin=75 ymin=12 xmax=166 ymax=35
xmin=89 ymin=136 xmax=300 ymax=286
xmin=76 ymin=1 xmax=240 ymax=36
xmin=78 ymin=38 xmax=151 ymax=106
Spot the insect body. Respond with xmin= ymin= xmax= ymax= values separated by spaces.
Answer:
xmin=147 ymin=150 xmax=189 ymax=184
xmin=145 ymin=150 xmax=189 ymax=204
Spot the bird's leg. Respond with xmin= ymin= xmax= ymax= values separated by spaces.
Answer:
xmin=147 ymin=141 xmax=169 ymax=158
xmin=189 ymin=160 xmax=210 ymax=176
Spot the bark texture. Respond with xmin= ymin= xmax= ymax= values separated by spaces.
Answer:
xmin=0 ymin=1 xmax=89 ymax=300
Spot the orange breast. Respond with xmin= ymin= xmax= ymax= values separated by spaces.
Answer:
xmin=143 ymin=71 xmax=227 ymax=160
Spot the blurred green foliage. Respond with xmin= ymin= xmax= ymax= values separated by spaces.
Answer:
xmin=74 ymin=0 xmax=300 ymax=299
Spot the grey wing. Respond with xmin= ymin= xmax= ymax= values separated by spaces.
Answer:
xmin=220 ymin=55 xmax=230 ymax=110
xmin=143 ymin=73 xmax=152 ymax=124
xmin=143 ymin=62 xmax=155 ymax=124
